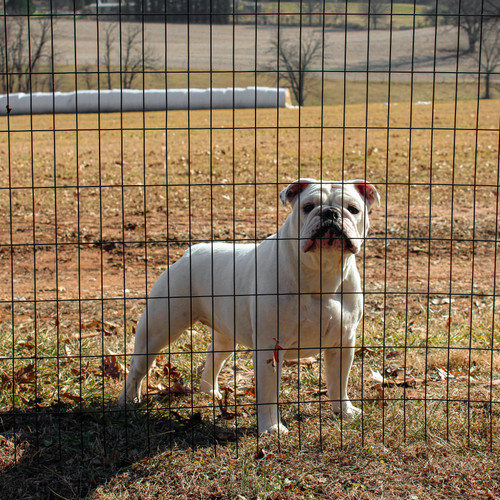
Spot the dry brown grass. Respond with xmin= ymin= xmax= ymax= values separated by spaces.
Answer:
xmin=0 ymin=100 xmax=499 ymax=498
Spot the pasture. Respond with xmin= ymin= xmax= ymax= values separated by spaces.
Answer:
xmin=0 ymin=99 xmax=499 ymax=497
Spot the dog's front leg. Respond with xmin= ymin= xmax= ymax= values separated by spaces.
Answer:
xmin=199 ymin=329 xmax=235 ymax=401
xmin=253 ymin=341 xmax=288 ymax=435
xmin=325 ymin=332 xmax=361 ymax=418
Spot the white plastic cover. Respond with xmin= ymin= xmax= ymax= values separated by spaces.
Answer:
xmin=0 ymin=87 xmax=288 ymax=115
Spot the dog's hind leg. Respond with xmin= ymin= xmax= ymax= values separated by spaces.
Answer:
xmin=119 ymin=291 xmax=192 ymax=405
xmin=199 ymin=329 xmax=235 ymax=401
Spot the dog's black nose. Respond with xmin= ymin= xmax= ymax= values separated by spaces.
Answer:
xmin=321 ymin=207 xmax=341 ymax=222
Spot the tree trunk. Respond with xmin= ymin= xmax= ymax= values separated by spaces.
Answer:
xmin=483 ymin=72 xmax=491 ymax=99
xmin=298 ymin=74 xmax=305 ymax=106
xmin=467 ymin=34 xmax=476 ymax=54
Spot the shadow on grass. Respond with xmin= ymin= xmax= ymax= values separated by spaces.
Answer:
xmin=0 ymin=399 xmax=254 ymax=498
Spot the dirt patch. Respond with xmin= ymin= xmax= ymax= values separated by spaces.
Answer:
xmin=0 ymin=101 xmax=499 ymax=497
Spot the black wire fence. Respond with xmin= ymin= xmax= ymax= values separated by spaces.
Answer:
xmin=0 ymin=0 xmax=499 ymax=493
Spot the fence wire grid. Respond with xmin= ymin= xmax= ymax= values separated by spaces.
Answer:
xmin=0 ymin=0 xmax=500 ymax=492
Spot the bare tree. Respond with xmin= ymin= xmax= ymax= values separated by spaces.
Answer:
xmin=0 ymin=17 xmax=52 ymax=94
xmin=0 ymin=25 xmax=6 ymax=93
xmin=81 ymin=64 xmax=96 ymax=90
xmin=267 ymin=30 xmax=323 ymax=107
xmin=474 ymin=20 xmax=500 ymax=99
xmin=5 ymin=0 xmax=35 ymax=14
xmin=100 ymin=23 xmax=117 ymax=89
xmin=43 ymin=51 xmax=63 ymax=93
xmin=120 ymin=25 xmax=157 ymax=89
xmin=99 ymin=22 xmax=157 ymax=90
xmin=368 ymin=0 xmax=390 ymax=30
xmin=303 ymin=0 xmax=323 ymax=27
xmin=428 ymin=0 xmax=500 ymax=53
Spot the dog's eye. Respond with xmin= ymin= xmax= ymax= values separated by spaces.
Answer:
xmin=303 ymin=203 xmax=315 ymax=214
xmin=347 ymin=205 xmax=359 ymax=215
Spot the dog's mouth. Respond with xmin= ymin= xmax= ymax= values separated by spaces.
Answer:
xmin=303 ymin=222 xmax=357 ymax=254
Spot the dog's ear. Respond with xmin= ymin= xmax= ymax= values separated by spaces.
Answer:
xmin=280 ymin=178 xmax=313 ymax=207
xmin=350 ymin=180 xmax=380 ymax=211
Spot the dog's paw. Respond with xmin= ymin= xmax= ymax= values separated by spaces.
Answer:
xmin=199 ymin=380 xmax=222 ymax=401
xmin=118 ymin=392 xmax=140 ymax=406
xmin=259 ymin=423 xmax=289 ymax=436
xmin=332 ymin=401 xmax=362 ymax=419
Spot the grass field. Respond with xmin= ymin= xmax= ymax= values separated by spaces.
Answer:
xmin=47 ymin=68 xmax=499 ymax=106
xmin=0 ymin=99 xmax=499 ymax=497
xmin=236 ymin=1 xmax=430 ymax=29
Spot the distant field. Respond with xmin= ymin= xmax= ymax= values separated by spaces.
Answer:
xmin=237 ymin=1 xmax=430 ymax=29
xmin=39 ymin=65 xmax=499 ymax=106
xmin=14 ymin=19 xmax=485 ymax=98
xmin=0 ymin=99 xmax=499 ymax=497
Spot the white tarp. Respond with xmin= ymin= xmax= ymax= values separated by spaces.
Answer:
xmin=0 ymin=87 xmax=288 ymax=116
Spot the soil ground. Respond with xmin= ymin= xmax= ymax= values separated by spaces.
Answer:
xmin=0 ymin=100 xmax=499 ymax=498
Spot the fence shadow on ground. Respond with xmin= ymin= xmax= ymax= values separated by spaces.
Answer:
xmin=0 ymin=400 xmax=253 ymax=498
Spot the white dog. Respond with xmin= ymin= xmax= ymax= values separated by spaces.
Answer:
xmin=119 ymin=178 xmax=380 ymax=435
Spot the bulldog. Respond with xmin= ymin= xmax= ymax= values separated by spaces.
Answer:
xmin=119 ymin=178 xmax=380 ymax=435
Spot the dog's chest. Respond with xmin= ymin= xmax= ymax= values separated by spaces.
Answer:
xmin=279 ymin=294 xmax=350 ymax=356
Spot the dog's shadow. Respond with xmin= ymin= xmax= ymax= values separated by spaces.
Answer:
xmin=0 ymin=398 xmax=255 ymax=498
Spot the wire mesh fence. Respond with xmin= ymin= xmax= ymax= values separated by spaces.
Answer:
xmin=0 ymin=0 xmax=499 ymax=495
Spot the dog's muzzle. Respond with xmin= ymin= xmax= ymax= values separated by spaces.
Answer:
xmin=304 ymin=207 xmax=356 ymax=253
xmin=321 ymin=207 xmax=342 ymax=224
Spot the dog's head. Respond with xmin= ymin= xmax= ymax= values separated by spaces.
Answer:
xmin=280 ymin=178 xmax=380 ymax=256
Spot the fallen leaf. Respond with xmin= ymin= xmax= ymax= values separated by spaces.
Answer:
xmin=163 ymin=362 xmax=182 ymax=380
xmin=170 ymin=380 xmax=190 ymax=394
xmin=384 ymin=365 xmax=405 ymax=378
xmin=255 ymin=447 xmax=273 ymax=459
xmin=80 ymin=320 xmax=120 ymax=336
xmin=80 ymin=320 xmax=101 ymax=330
xmin=16 ymin=340 xmax=35 ymax=349
xmin=313 ymin=387 xmax=328 ymax=396
xmin=386 ymin=351 xmax=401 ymax=359
xmin=431 ymin=297 xmax=454 ymax=305
xmin=102 ymin=354 xmax=127 ymax=380
xmin=283 ymin=356 xmax=317 ymax=368
xmin=153 ymin=380 xmax=191 ymax=399
xmin=61 ymin=393 xmax=85 ymax=403
xmin=1 ymin=364 xmax=37 ymax=389
xmin=435 ymin=364 xmax=475 ymax=382
xmin=18 ymin=364 xmax=36 ymax=383
xmin=372 ymin=383 xmax=386 ymax=407
xmin=217 ymin=386 xmax=237 ymax=419
xmin=148 ymin=382 xmax=167 ymax=391
xmin=371 ymin=368 xmax=427 ymax=388
xmin=216 ymin=430 xmax=236 ymax=441
xmin=355 ymin=347 xmax=382 ymax=358
xmin=62 ymin=332 xmax=100 ymax=342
